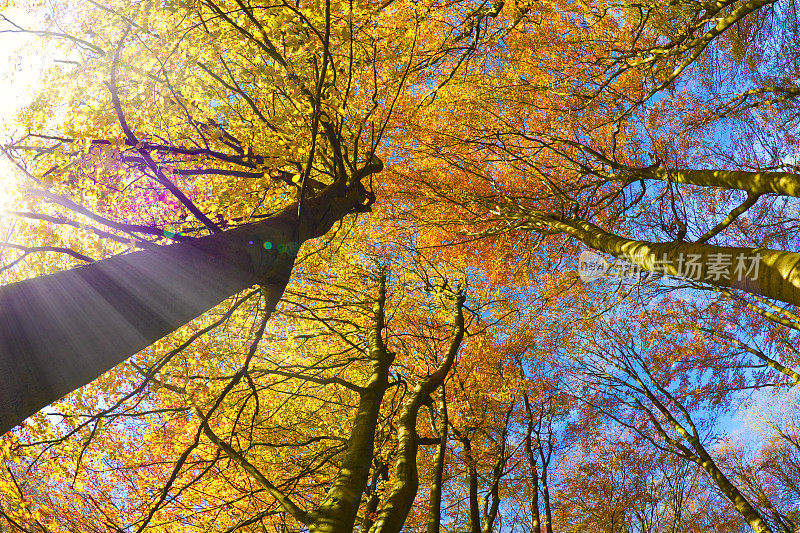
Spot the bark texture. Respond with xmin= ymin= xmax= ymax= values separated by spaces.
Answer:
xmin=368 ymin=292 xmax=465 ymax=533
xmin=307 ymin=273 xmax=392 ymax=533
xmin=0 ymin=182 xmax=370 ymax=434
xmin=425 ymin=388 xmax=448 ymax=533
xmin=633 ymin=167 xmax=800 ymax=198
xmin=542 ymin=217 xmax=800 ymax=307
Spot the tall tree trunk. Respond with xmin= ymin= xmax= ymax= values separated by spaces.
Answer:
xmin=694 ymin=450 xmax=773 ymax=533
xmin=629 ymin=167 xmax=800 ymax=198
xmin=361 ymin=461 xmax=387 ymax=532
xmin=523 ymin=394 xmax=542 ymax=533
xmin=0 ymin=182 xmax=372 ymax=435
xmin=456 ymin=433 xmax=482 ymax=533
xmin=481 ymin=408 xmax=511 ymax=533
xmin=637 ymin=374 xmax=774 ymax=533
xmin=306 ymin=268 xmax=392 ymax=533
xmin=308 ymin=383 xmax=388 ymax=533
xmin=530 ymin=464 xmax=541 ymax=533
xmin=368 ymin=292 xmax=465 ymax=533
xmin=199 ymin=265 xmax=396 ymax=533
xmin=540 ymin=467 xmax=553 ymax=533
xmin=541 ymin=216 xmax=800 ymax=308
xmin=426 ymin=388 xmax=448 ymax=533
xmin=537 ymin=416 xmax=554 ymax=533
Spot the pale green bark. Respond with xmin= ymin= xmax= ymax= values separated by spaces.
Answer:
xmin=631 ymin=366 xmax=773 ymax=533
xmin=633 ymin=168 xmax=800 ymax=198
xmin=308 ymin=274 xmax=393 ymax=533
xmin=665 ymin=418 xmax=771 ymax=532
xmin=201 ymin=271 xmax=393 ymax=533
xmin=368 ymin=292 xmax=466 ymax=533
xmin=308 ymin=384 xmax=388 ymax=533
xmin=552 ymin=137 xmax=800 ymax=197
xmin=425 ymin=388 xmax=448 ymax=533
xmin=523 ymin=394 xmax=542 ymax=533
xmin=545 ymin=217 xmax=800 ymax=308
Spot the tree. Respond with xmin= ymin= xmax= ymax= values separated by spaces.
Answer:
xmin=568 ymin=304 xmax=782 ymax=532
xmin=389 ymin=0 xmax=800 ymax=320
xmin=0 ymin=180 xmax=375 ymax=435
xmin=0 ymin=224 xmax=478 ymax=533
xmin=4 ymin=0 xmax=800 ymax=531
xmin=557 ymin=424 xmax=741 ymax=533
xmin=0 ymin=0 xmax=540 ymax=530
xmin=0 ymin=0 xmax=497 ymax=434
xmin=0 ymin=0 xmax=387 ymax=435
xmin=720 ymin=388 xmax=800 ymax=532
xmin=523 ymin=386 xmax=567 ymax=533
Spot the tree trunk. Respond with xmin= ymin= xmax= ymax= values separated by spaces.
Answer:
xmin=544 ymin=217 xmax=800 ymax=308
xmin=368 ymin=292 xmax=465 ymax=533
xmin=481 ymin=409 xmax=510 ymax=533
xmin=637 ymin=370 xmax=774 ymax=533
xmin=631 ymin=167 xmax=800 ymax=198
xmin=361 ymin=461 xmax=386 ymax=532
xmin=696 ymin=453 xmax=773 ymax=533
xmin=308 ymin=273 xmax=392 ymax=533
xmin=523 ymin=395 xmax=542 ymax=533
xmin=540 ymin=467 xmax=553 ymax=533
xmin=0 ymin=182 xmax=370 ymax=435
xmin=426 ymin=388 xmax=448 ymax=533
xmin=465 ymin=436 xmax=482 ymax=533
xmin=308 ymin=385 xmax=388 ymax=533
xmin=530 ymin=465 xmax=542 ymax=533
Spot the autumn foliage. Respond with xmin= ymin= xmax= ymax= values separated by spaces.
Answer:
xmin=1 ymin=0 xmax=800 ymax=531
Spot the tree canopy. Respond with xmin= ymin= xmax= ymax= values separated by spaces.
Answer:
xmin=1 ymin=0 xmax=800 ymax=531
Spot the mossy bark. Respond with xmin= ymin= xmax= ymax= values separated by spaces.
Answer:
xmin=548 ymin=217 xmax=800 ymax=307
xmin=368 ymin=293 xmax=465 ymax=533
xmin=0 ymin=182 xmax=370 ymax=435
